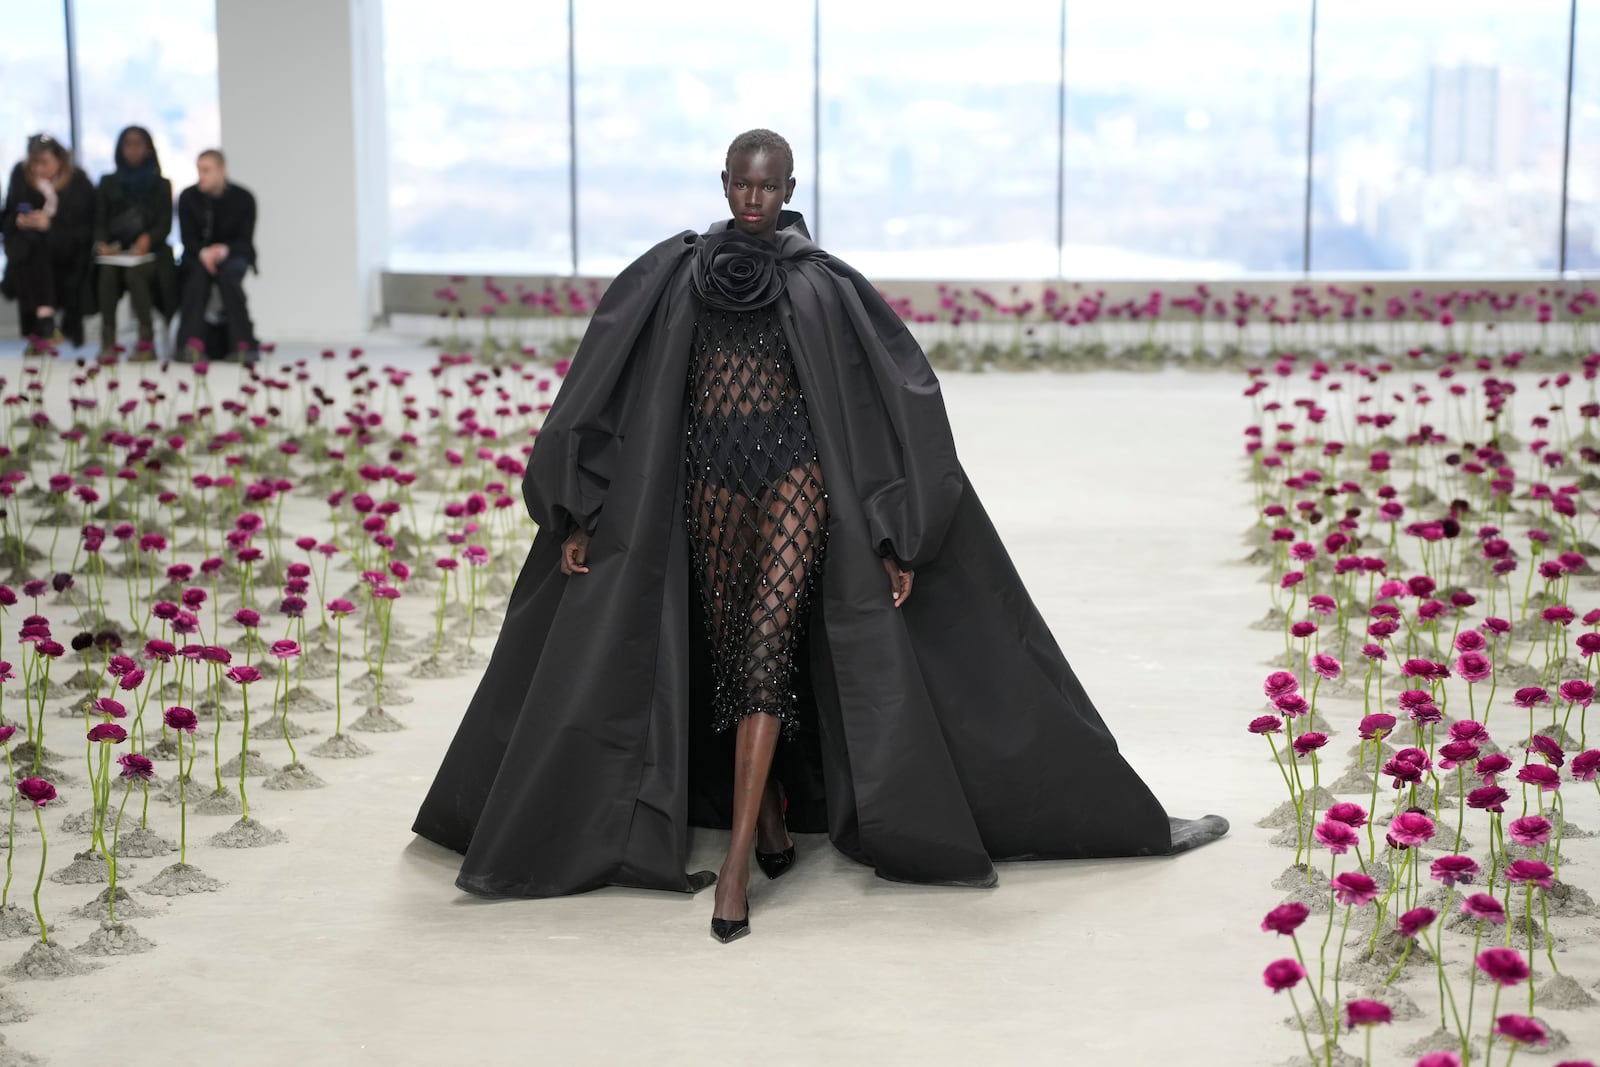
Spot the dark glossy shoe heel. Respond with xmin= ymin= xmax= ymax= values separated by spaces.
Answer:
xmin=754 ymin=844 xmax=796 ymax=880
xmin=710 ymin=894 xmax=750 ymax=943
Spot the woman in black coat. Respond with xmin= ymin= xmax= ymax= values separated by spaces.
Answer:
xmin=93 ymin=125 xmax=178 ymax=359
xmin=0 ymin=133 xmax=96 ymax=351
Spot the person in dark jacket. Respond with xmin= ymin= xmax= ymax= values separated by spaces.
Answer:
xmin=1 ymin=133 xmax=97 ymax=352
xmin=94 ymin=125 xmax=178 ymax=360
xmin=175 ymin=148 xmax=258 ymax=362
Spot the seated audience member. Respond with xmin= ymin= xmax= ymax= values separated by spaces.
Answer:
xmin=0 ymin=133 xmax=97 ymax=353
xmin=176 ymin=148 xmax=258 ymax=363
xmin=94 ymin=125 xmax=179 ymax=361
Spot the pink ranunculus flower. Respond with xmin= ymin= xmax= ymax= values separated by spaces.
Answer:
xmin=1397 ymin=907 xmax=1437 ymax=939
xmin=1386 ymin=812 xmax=1436 ymax=848
xmin=1314 ymin=819 xmax=1360 ymax=854
xmin=226 ymin=665 xmax=262 ymax=686
xmin=1310 ymin=653 xmax=1341 ymax=679
xmin=1504 ymin=859 xmax=1555 ymax=889
xmin=1512 ymin=686 xmax=1552 ymax=708
xmin=163 ymin=706 xmax=199 ymax=732
xmin=1460 ymin=893 xmax=1507 ymax=924
xmin=1263 ymin=958 xmax=1305 ymax=992
xmin=1247 ymin=715 xmax=1283 ymax=735
xmin=1344 ymin=999 xmax=1392 ymax=1028
xmin=87 ymin=723 xmax=128 ymax=744
xmin=1573 ymin=749 xmax=1600 ymax=781
xmin=1475 ymin=947 xmax=1531 ymax=986
xmin=1273 ymin=693 xmax=1309 ymax=718
xmin=1491 ymin=1014 xmax=1548 ymax=1046
xmin=1558 ymin=679 xmax=1595 ymax=707
xmin=1516 ymin=764 xmax=1561 ymax=792
xmin=1454 ymin=651 xmax=1492 ymax=682
xmin=1358 ymin=713 xmax=1396 ymax=739
xmin=117 ymin=753 xmax=155 ymax=781
xmin=91 ymin=697 xmax=127 ymax=719
xmin=270 ymin=640 xmax=301 ymax=660
xmin=1474 ymin=753 xmax=1512 ymax=783
xmin=1261 ymin=903 xmax=1310 ymax=936
xmin=1431 ymin=855 xmax=1480 ymax=887
xmin=1260 ymin=671 xmax=1299 ymax=703
xmin=17 ymin=777 xmax=57 ymax=807
xmin=1325 ymin=802 xmax=1367 ymax=828
xmin=1292 ymin=732 xmax=1328 ymax=757
xmin=1330 ymin=871 xmax=1380 ymax=907
xmin=327 ymin=598 xmax=356 ymax=616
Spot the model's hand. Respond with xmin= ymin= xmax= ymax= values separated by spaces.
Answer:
xmin=132 ymin=233 xmax=152 ymax=255
xmin=97 ymin=242 xmax=119 ymax=255
xmin=560 ymin=529 xmax=593 ymax=575
xmin=883 ymin=556 xmax=914 ymax=608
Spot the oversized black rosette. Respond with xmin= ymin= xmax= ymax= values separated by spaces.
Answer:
xmin=690 ymin=229 xmax=788 ymax=312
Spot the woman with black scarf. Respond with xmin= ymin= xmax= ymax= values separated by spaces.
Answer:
xmin=0 ymin=133 xmax=96 ymax=352
xmin=93 ymin=126 xmax=177 ymax=359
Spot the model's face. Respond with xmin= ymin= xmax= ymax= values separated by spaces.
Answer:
xmin=121 ymin=131 xmax=151 ymax=168
xmin=30 ymin=152 xmax=60 ymax=183
xmin=721 ymin=149 xmax=794 ymax=238
xmin=197 ymin=156 xmax=226 ymax=195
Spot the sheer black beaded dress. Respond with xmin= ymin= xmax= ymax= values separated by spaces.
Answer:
xmin=683 ymin=300 xmax=827 ymax=739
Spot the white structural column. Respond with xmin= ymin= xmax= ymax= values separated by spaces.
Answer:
xmin=214 ymin=0 xmax=388 ymax=342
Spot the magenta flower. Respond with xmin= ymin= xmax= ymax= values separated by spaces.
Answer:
xmin=1281 ymin=568 xmax=1305 ymax=588
xmin=1260 ymin=671 xmax=1299 ymax=703
xmin=1448 ymin=720 xmax=1491 ymax=744
xmin=1330 ymin=872 xmax=1380 ymax=907
xmin=1467 ymin=785 xmax=1510 ymax=812
xmin=1491 ymin=1014 xmax=1548 ymax=1046
xmin=463 ymin=545 xmax=490 ymax=566
xmin=233 ymin=608 xmax=261 ymax=628
xmin=1315 ymin=819 xmax=1361 ymax=854
xmin=1475 ymin=753 xmax=1513 ymax=783
xmin=1247 ymin=715 xmax=1283 ymax=735
xmin=1516 ymin=764 xmax=1561 ymax=792
xmin=92 ymin=697 xmax=127 ymax=719
xmin=1325 ymin=802 xmax=1368 ymax=827
xmin=0 ymin=725 xmax=15 ymax=745
xmin=1528 ymin=734 xmax=1566 ymax=767
xmin=1358 ymin=713 xmax=1397 ymax=739
xmin=1454 ymin=651 xmax=1492 ymax=682
xmin=327 ymin=598 xmax=356 ymax=616
xmin=1573 ymin=749 xmax=1600 ymax=781
xmin=1261 ymin=903 xmax=1310 ymax=936
xmin=1438 ymin=741 xmax=1480 ymax=769
xmin=1263 ymin=958 xmax=1306 ymax=992
xmin=1454 ymin=630 xmax=1488 ymax=653
xmin=1461 ymin=893 xmax=1507 ymax=924
xmin=1475 ymin=947 xmax=1531 ymax=986
xmin=270 ymin=640 xmax=301 ymax=659
xmin=1558 ymin=679 xmax=1595 ymax=706
xmin=117 ymin=668 xmax=145 ymax=691
xmin=226 ymin=665 xmax=262 ymax=685
xmin=1289 ymin=621 xmax=1317 ymax=639
xmin=117 ymin=753 xmax=155 ymax=781
xmin=1505 ymin=859 xmax=1555 ymax=889
xmin=1344 ymin=1000 xmax=1392 ymax=1028
xmin=1310 ymin=653 xmax=1341 ymax=679
xmin=1397 ymin=907 xmax=1437 ymax=938
xmin=87 ymin=723 xmax=128 ymax=744
xmin=1414 ymin=1052 xmax=1464 ymax=1067
xmin=17 ymin=777 xmax=57 ymax=807
xmin=1513 ymin=686 xmax=1552 ymax=709
xmin=1292 ymin=732 xmax=1328 ymax=757
xmin=1386 ymin=812 xmax=1436 ymax=848
xmin=163 ymin=706 xmax=199 ymax=732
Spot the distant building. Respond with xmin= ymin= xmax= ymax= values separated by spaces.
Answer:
xmin=1426 ymin=64 xmax=1499 ymax=176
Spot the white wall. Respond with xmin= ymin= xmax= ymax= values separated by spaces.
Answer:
xmin=215 ymin=0 xmax=388 ymax=342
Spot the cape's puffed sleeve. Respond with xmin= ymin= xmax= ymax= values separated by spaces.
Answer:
xmin=522 ymin=232 xmax=695 ymax=537
xmin=786 ymin=258 xmax=964 ymax=571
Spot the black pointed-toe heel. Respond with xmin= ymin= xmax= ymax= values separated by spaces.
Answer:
xmin=754 ymin=843 xmax=796 ymax=880
xmin=710 ymin=894 xmax=750 ymax=944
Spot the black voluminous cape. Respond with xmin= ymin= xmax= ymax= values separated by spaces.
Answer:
xmin=412 ymin=212 xmax=1227 ymax=898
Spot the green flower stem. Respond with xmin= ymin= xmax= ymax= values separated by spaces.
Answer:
xmin=30 ymin=805 xmax=47 ymax=943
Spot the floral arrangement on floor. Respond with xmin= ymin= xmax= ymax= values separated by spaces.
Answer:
xmin=1246 ymin=349 xmax=1600 ymax=1065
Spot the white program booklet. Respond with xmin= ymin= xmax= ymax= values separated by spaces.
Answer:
xmin=95 ymin=253 xmax=157 ymax=267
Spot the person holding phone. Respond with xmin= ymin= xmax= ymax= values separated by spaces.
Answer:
xmin=1 ymin=133 xmax=97 ymax=353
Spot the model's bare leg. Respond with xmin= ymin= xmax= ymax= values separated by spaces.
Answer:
xmin=712 ymin=710 xmax=782 ymax=921
xmin=755 ymin=774 xmax=790 ymax=853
